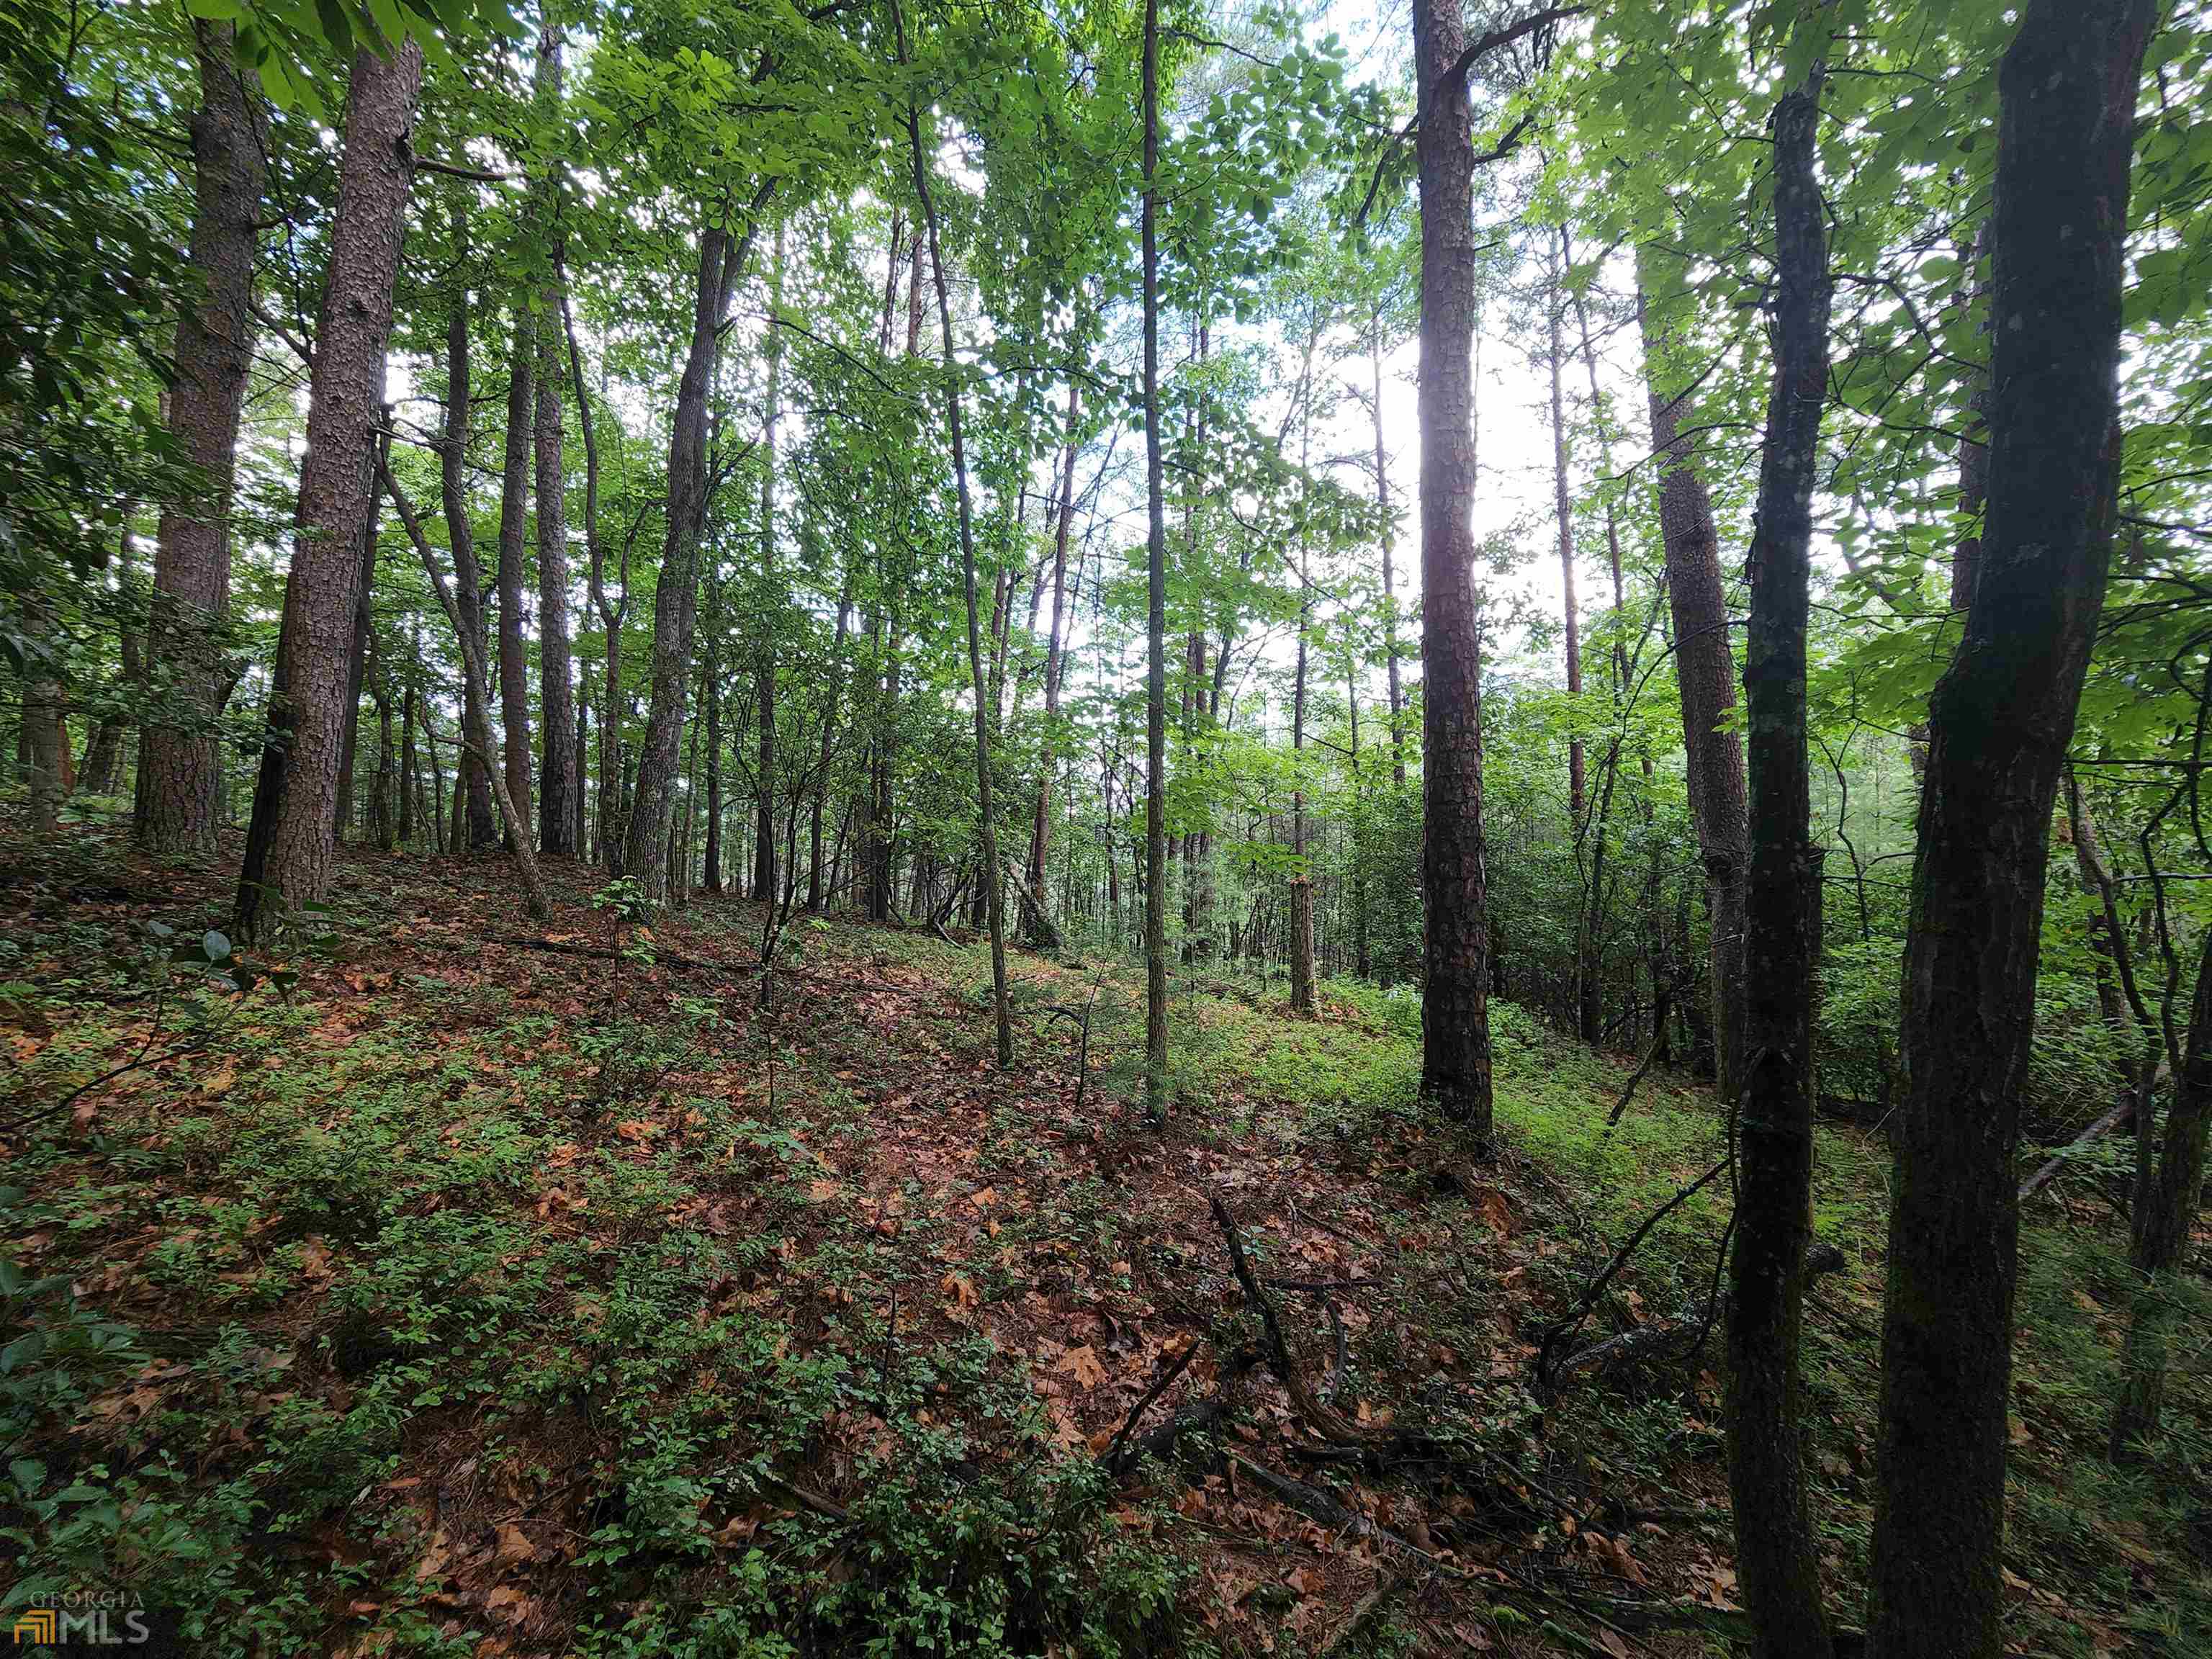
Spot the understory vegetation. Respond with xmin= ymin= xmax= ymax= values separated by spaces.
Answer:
xmin=4 ymin=835 xmax=2206 ymax=1655
xmin=6 ymin=0 xmax=2212 ymax=1653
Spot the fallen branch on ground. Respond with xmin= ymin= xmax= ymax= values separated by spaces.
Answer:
xmin=2018 ymin=1097 xmax=2134 ymax=1200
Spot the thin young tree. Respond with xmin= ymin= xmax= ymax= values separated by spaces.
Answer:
xmin=496 ymin=311 xmax=536 ymax=848
xmin=897 ymin=0 xmax=1012 ymax=1067
xmin=624 ymin=186 xmax=772 ymax=902
xmin=381 ymin=452 xmax=550 ymax=922
xmin=1867 ymin=3 xmax=2157 ymax=1654
xmin=1140 ymin=0 xmax=1170 ymax=1116
xmin=753 ymin=221 xmax=786 ymax=902
xmin=1727 ymin=10 xmax=1835 ymax=1653
xmin=1636 ymin=246 xmax=1748 ymax=1090
xmin=440 ymin=206 xmax=498 ymax=853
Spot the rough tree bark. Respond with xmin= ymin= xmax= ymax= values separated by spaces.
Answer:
xmin=137 ymin=22 xmax=266 ymax=852
xmin=533 ymin=24 xmax=577 ymax=856
xmin=1867 ymin=4 xmax=2155 ymax=1655
xmin=1727 ymin=19 xmax=1836 ymax=1657
xmin=233 ymin=37 xmax=422 ymax=938
xmin=1412 ymin=0 xmax=1498 ymax=1134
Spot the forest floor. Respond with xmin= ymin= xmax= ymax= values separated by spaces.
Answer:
xmin=2 ymin=823 xmax=2208 ymax=1658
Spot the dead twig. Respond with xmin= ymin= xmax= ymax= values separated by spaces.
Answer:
xmin=1100 ymin=1338 xmax=1202 ymax=1474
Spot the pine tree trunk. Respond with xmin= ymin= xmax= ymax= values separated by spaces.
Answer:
xmin=138 ymin=23 xmax=266 ymax=852
xmin=138 ymin=24 xmax=265 ymax=849
xmin=1413 ymin=0 xmax=1494 ymax=1134
xmin=234 ymin=38 xmax=421 ymax=938
xmin=1867 ymin=4 xmax=2154 ymax=1653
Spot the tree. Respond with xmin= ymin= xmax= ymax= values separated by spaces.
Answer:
xmin=623 ymin=196 xmax=766 ymax=902
xmin=1727 ymin=10 xmax=1835 ymax=1653
xmin=1866 ymin=4 xmax=2157 ymax=1655
xmin=439 ymin=205 xmax=499 ymax=854
xmin=1545 ymin=228 xmax=1593 ymax=1041
xmin=235 ymin=32 xmax=425 ymax=940
xmin=136 ymin=22 xmax=267 ymax=854
xmin=1636 ymin=246 xmax=1749 ymax=1094
xmin=533 ymin=22 xmax=578 ymax=858
xmin=496 ymin=310 xmax=536 ymax=848
xmin=1141 ymin=0 xmax=1170 ymax=1118
xmin=754 ymin=222 xmax=786 ymax=904
xmin=1411 ymin=0 xmax=1501 ymax=1135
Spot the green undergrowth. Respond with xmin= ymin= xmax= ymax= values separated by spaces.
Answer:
xmin=4 ymin=869 xmax=2207 ymax=1656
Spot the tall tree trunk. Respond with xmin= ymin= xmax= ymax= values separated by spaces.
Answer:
xmin=753 ymin=222 xmax=786 ymax=902
xmin=1867 ymin=4 xmax=2154 ymax=1655
xmin=234 ymin=38 xmax=422 ymax=939
xmin=137 ymin=22 xmax=266 ymax=852
xmin=562 ymin=280 xmax=626 ymax=873
xmin=496 ymin=313 xmax=536 ymax=848
xmin=1372 ymin=313 xmax=1406 ymax=788
xmin=1289 ymin=329 xmax=1318 ymax=1016
xmin=900 ymin=5 xmax=1010 ymax=1068
xmin=1728 ymin=22 xmax=1836 ymax=1658
xmin=1412 ymin=0 xmax=1496 ymax=1134
xmin=625 ymin=189 xmax=770 ymax=901
xmin=1548 ymin=231 xmax=1596 ymax=1044
xmin=1636 ymin=248 xmax=1748 ymax=1095
xmin=533 ymin=25 xmax=577 ymax=855
xmin=1139 ymin=0 xmax=1170 ymax=1116
xmin=441 ymin=213 xmax=498 ymax=853
xmin=1028 ymin=380 xmax=1080 ymax=938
